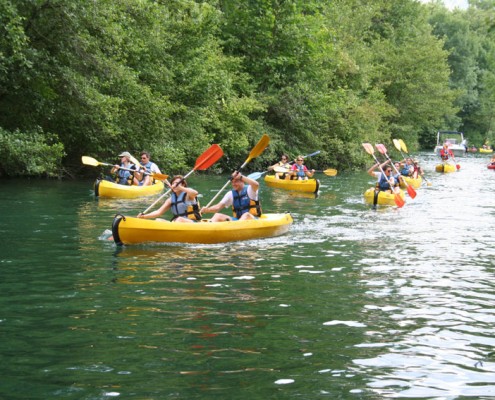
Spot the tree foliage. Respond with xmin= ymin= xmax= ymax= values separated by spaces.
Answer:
xmin=0 ymin=0 xmax=494 ymax=177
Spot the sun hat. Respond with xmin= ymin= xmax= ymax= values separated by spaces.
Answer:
xmin=118 ymin=151 xmax=131 ymax=158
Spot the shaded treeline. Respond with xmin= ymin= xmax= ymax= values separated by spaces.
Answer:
xmin=1 ymin=0 xmax=494 ymax=177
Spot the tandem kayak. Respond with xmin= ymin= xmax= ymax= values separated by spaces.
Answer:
xmin=111 ymin=213 xmax=294 ymax=245
xmin=94 ymin=178 xmax=164 ymax=198
xmin=264 ymin=175 xmax=320 ymax=193
xmin=400 ymin=175 xmax=423 ymax=189
xmin=364 ymin=188 xmax=406 ymax=206
xmin=435 ymin=164 xmax=457 ymax=173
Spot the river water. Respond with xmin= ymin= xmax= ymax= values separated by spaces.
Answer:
xmin=0 ymin=153 xmax=494 ymax=399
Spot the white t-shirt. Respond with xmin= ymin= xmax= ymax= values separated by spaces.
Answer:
xmin=219 ymin=185 xmax=258 ymax=207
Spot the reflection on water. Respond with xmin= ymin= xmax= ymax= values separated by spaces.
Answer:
xmin=1 ymin=156 xmax=495 ymax=399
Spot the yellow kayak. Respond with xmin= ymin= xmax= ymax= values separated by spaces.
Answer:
xmin=400 ymin=175 xmax=422 ymax=189
xmin=364 ymin=188 xmax=406 ymax=206
xmin=435 ymin=164 xmax=457 ymax=173
xmin=111 ymin=213 xmax=294 ymax=245
xmin=479 ymin=148 xmax=493 ymax=153
xmin=264 ymin=175 xmax=319 ymax=193
xmin=94 ymin=178 xmax=164 ymax=198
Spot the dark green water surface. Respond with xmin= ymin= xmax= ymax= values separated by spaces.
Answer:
xmin=1 ymin=153 xmax=494 ymax=399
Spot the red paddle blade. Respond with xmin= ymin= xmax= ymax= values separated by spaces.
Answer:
xmin=406 ymin=184 xmax=417 ymax=199
xmin=194 ymin=144 xmax=223 ymax=170
xmin=456 ymin=164 xmax=461 ymax=170
xmin=395 ymin=193 xmax=405 ymax=208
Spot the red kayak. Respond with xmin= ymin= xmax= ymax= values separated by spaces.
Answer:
xmin=488 ymin=164 xmax=495 ymax=170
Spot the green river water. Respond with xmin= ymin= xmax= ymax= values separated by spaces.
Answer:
xmin=0 ymin=153 xmax=494 ymax=399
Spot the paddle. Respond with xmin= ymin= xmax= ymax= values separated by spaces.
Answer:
xmin=395 ymin=139 xmax=432 ymax=186
xmin=204 ymin=134 xmax=270 ymax=208
xmin=375 ymin=144 xmax=416 ymax=199
xmin=362 ymin=143 xmax=405 ymax=208
xmin=141 ymin=144 xmax=223 ymax=215
xmin=81 ymin=156 xmax=169 ymax=181
xmin=248 ymin=150 xmax=321 ymax=181
xmin=273 ymin=166 xmax=337 ymax=176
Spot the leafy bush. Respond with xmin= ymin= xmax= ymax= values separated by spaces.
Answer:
xmin=0 ymin=127 xmax=65 ymax=177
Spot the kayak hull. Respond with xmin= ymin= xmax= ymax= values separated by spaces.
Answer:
xmin=435 ymin=164 xmax=457 ymax=173
xmin=264 ymin=175 xmax=319 ymax=193
xmin=364 ymin=188 xmax=406 ymax=206
xmin=94 ymin=178 xmax=164 ymax=199
xmin=400 ymin=175 xmax=423 ymax=189
xmin=479 ymin=148 xmax=493 ymax=153
xmin=112 ymin=213 xmax=294 ymax=245
xmin=487 ymin=164 xmax=495 ymax=170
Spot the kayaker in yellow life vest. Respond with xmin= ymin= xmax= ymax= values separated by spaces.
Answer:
xmin=137 ymin=175 xmax=200 ymax=223
xmin=200 ymin=171 xmax=261 ymax=222
xmin=111 ymin=151 xmax=140 ymax=186
xmin=267 ymin=154 xmax=291 ymax=179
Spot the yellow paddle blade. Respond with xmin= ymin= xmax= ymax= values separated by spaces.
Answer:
xmin=393 ymin=139 xmax=402 ymax=152
xmin=129 ymin=154 xmax=144 ymax=169
xmin=323 ymin=168 xmax=337 ymax=176
xmin=246 ymin=134 xmax=270 ymax=164
xmin=151 ymin=172 xmax=169 ymax=181
xmin=81 ymin=156 xmax=100 ymax=166
xmin=399 ymin=139 xmax=408 ymax=153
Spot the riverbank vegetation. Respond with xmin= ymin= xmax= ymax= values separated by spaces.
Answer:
xmin=1 ymin=0 xmax=495 ymax=177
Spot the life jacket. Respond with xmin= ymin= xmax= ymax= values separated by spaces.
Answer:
xmin=170 ymin=192 xmax=201 ymax=221
xmin=231 ymin=186 xmax=262 ymax=219
xmin=116 ymin=164 xmax=135 ymax=185
xmin=275 ymin=161 xmax=291 ymax=178
xmin=400 ymin=166 xmax=411 ymax=176
xmin=440 ymin=148 xmax=451 ymax=160
xmin=292 ymin=164 xmax=306 ymax=179
xmin=138 ymin=161 xmax=155 ymax=185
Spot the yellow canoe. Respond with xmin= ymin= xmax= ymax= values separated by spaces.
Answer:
xmin=111 ymin=213 xmax=294 ymax=245
xmin=364 ymin=187 xmax=406 ymax=206
xmin=264 ymin=175 xmax=319 ymax=193
xmin=435 ymin=164 xmax=457 ymax=173
xmin=479 ymin=148 xmax=493 ymax=153
xmin=94 ymin=178 xmax=164 ymax=199
xmin=400 ymin=175 xmax=422 ymax=189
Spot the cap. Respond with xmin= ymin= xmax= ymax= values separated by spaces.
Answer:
xmin=118 ymin=151 xmax=131 ymax=158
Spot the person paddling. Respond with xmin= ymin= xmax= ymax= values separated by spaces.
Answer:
xmin=267 ymin=154 xmax=291 ymax=179
xmin=111 ymin=151 xmax=140 ymax=185
xmin=137 ymin=175 xmax=200 ymax=223
xmin=368 ymin=160 xmax=400 ymax=194
xmin=200 ymin=171 xmax=261 ymax=222
xmin=138 ymin=151 xmax=162 ymax=186
xmin=290 ymin=156 xmax=315 ymax=180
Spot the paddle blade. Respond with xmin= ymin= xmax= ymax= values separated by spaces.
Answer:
xmin=456 ymin=164 xmax=461 ymax=170
xmin=81 ymin=156 xmax=99 ymax=166
xmin=375 ymin=143 xmax=387 ymax=155
xmin=406 ymin=185 xmax=417 ymax=199
xmin=304 ymin=150 xmax=321 ymax=159
xmin=194 ymin=144 xmax=223 ymax=170
xmin=246 ymin=134 xmax=270 ymax=163
xmin=323 ymin=168 xmax=337 ymax=176
xmin=151 ymin=172 xmax=169 ymax=181
xmin=273 ymin=166 xmax=290 ymax=173
xmin=129 ymin=155 xmax=144 ymax=169
xmin=393 ymin=139 xmax=402 ymax=152
xmin=399 ymin=139 xmax=408 ymax=153
xmin=362 ymin=143 xmax=374 ymax=155
xmin=394 ymin=193 xmax=405 ymax=208
xmin=247 ymin=172 xmax=264 ymax=180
